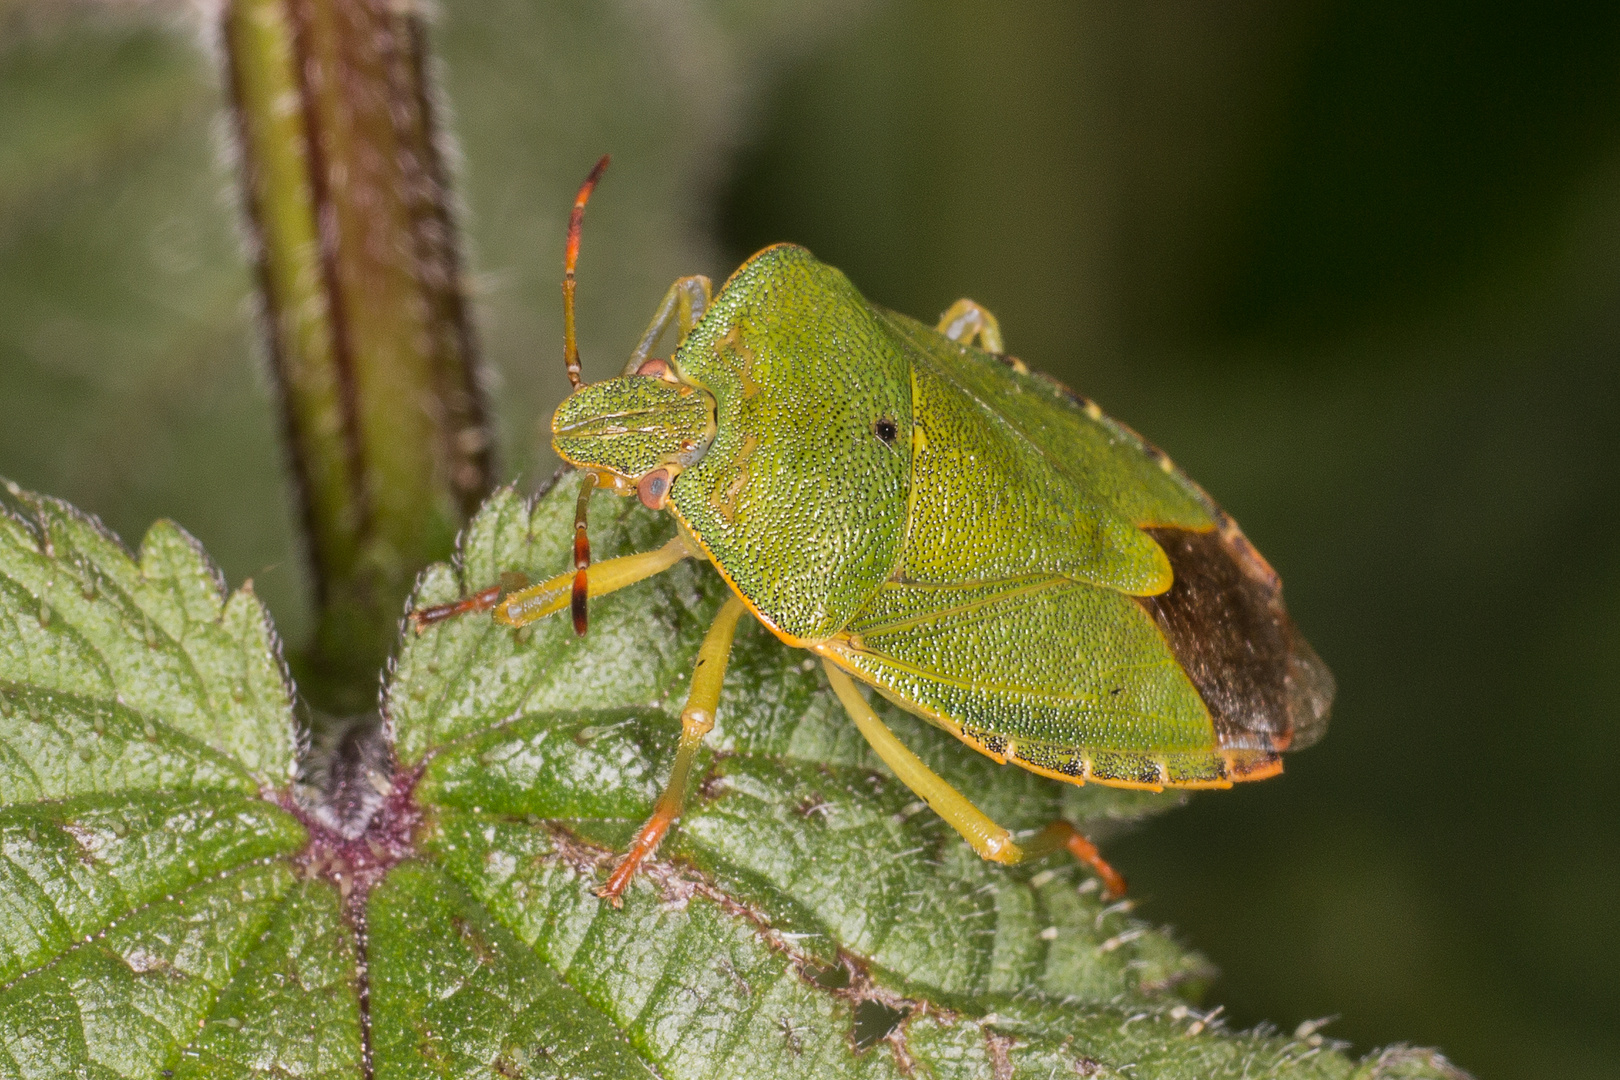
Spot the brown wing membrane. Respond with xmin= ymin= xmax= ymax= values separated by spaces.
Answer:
xmin=1139 ymin=527 xmax=1334 ymax=753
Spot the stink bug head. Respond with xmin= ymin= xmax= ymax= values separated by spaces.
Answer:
xmin=551 ymin=374 xmax=717 ymax=482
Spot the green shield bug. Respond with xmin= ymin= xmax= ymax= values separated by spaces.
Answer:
xmin=412 ymin=157 xmax=1334 ymax=905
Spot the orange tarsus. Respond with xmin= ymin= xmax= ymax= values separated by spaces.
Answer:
xmin=1023 ymin=820 xmax=1127 ymax=898
xmin=409 ymin=585 xmax=501 ymax=633
xmin=1062 ymin=827 xmax=1129 ymax=899
xmin=596 ymin=805 xmax=679 ymax=907
xmin=563 ymin=155 xmax=609 ymax=389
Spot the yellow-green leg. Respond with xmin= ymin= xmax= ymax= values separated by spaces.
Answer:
xmin=494 ymin=536 xmax=694 ymax=626
xmin=409 ymin=535 xmax=693 ymax=631
xmin=823 ymin=660 xmax=1127 ymax=896
xmin=598 ymin=592 xmax=749 ymax=905
xmin=937 ymin=298 xmax=1005 ymax=353
xmin=623 ymin=275 xmax=714 ymax=375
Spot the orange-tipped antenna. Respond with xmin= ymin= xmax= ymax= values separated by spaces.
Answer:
xmin=563 ymin=155 xmax=610 ymax=389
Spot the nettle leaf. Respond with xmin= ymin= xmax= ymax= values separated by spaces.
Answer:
xmin=382 ymin=473 xmax=1466 ymax=1080
xmin=0 ymin=477 xmax=1471 ymax=1079
xmin=0 ymin=482 xmax=309 ymax=1076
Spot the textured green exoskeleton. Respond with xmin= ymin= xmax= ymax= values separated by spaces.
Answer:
xmin=425 ymin=233 xmax=1333 ymax=902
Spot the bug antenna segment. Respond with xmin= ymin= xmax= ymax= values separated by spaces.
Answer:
xmin=571 ymin=471 xmax=597 ymax=635
xmin=563 ymin=155 xmax=610 ymax=389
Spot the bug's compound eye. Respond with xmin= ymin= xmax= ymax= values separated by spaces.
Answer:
xmin=635 ymin=358 xmax=670 ymax=378
xmin=874 ymin=417 xmax=899 ymax=445
xmin=638 ymin=468 xmax=673 ymax=510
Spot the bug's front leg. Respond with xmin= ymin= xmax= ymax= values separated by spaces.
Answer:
xmin=937 ymin=298 xmax=1005 ymax=354
xmin=496 ymin=535 xmax=693 ymax=627
xmin=408 ymin=535 xmax=693 ymax=632
xmin=407 ymin=577 xmax=515 ymax=630
xmin=822 ymin=660 xmax=1127 ymax=898
xmin=623 ymin=274 xmax=714 ymax=376
xmin=597 ymin=592 xmax=748 ymax=906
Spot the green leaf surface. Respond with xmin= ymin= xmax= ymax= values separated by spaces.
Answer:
xmin=0 ymin=483 xmax=298 ymax=783
xmin=378 ymin=473 xmax=1468 ymax=1079
xmin=0 ymin=476 xmax=1469 ymax=1077
xmin=0 ymin=482 xmax=310 ymax=1076
xmin=368 ymin=861 xmax=656 ymax=1080
xmin=0 ymin=862 xmax=296 ymax=1078
xmin=174 ymin=879 xmax=362 ymax=1080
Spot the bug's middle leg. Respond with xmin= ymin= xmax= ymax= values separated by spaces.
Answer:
xmin=823 ymin=660 xmax=1126 ymax=897
xmin=597 ymin=592 xmax=748 ymax=906
xmin=623 ymin=275 xmax=714 ymax=375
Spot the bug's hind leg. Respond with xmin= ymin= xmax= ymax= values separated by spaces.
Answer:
xmin=1011 ymin=820 xmax=1128 ymax=898
xmin=598 ymin=593 xmax=748 ymax=906
xmin=823 ymin=660 xmax=1126 ymax=897
xmin=624 ymin=275 xmax=714 ymax=375
xmin=937 ymin=298 xmax=1005 ymax=353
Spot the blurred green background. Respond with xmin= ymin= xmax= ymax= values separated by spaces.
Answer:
xmin=2 ymin=1 xmax=1616 ymax=1077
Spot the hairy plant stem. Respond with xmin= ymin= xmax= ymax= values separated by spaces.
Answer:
xmin=222 ymin=0 xmax=491 ymax=714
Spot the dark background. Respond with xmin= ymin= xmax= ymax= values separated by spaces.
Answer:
xmin=2 ymin=2 xmax=1616 ymax=1077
